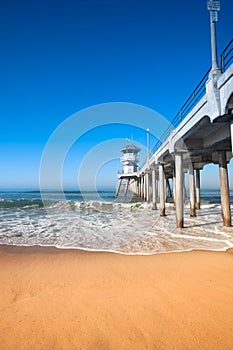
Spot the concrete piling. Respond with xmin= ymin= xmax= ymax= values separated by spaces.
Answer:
xmin=152 ymin=169 xmax=157 ymax=210
xmin=218 ymin=151 xmax=231 ymax=227
xmin=195 ymin=169 xmax=201 ymax=210
xmin=189 ymin=163 xmax=196 ymax=217
xmin=175 ymin=153 xmax=184 ymax=228
xmin=159 ymin=164 xmax=166 ymax=216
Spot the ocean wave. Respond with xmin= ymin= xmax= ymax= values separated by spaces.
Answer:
xmin=0 ymin=197 xmax=149 ymax=215
xmin=48 ymin=199 xmax=148 ymax=212
xmin=0 ymin=199 xmax=45 ymax=209
xmin=0 ymin=192 xmax=232 ymax=255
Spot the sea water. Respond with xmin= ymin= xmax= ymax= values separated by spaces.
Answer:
xmin=0 ymin=189 xmax=233 ymax=254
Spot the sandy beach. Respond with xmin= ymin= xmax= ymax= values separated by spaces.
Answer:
xmin=0 ymin=245 xmax=233 ymax=349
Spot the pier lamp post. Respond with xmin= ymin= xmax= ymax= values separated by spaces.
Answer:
xmin=207 ymin=0 xmax=220 ymax=71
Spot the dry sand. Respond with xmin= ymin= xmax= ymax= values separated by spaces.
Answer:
xmin=0 ymin=245 xmax=233 ymax=350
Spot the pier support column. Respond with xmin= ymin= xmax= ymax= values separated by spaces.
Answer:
xmin=159 ymin=164 xmax=166 ymax=216
xmin=166 ymin=179 xmax=172 ymax=200
xmin=152 ymin=169 xmax=157 ymax=210
xmin=183 ymin=174 xmax=187 ymax=204
xmin=165 ymin=179 xmax=168 ymax=202
xmin=175 ymin=153 xmax=184 ymax=228
xmin=149 ymin=172 xmax=153 ymax=203
xmin=138 ymin=177 xmax=142 ymax=198
xmin=124 ymin=178 xmax=130 ymax=197
xmin=141 ymin=177 xmax=143 ymax=198
xmin=143 ymin=175 xmax=147 ymax=201
xmin=189 ymin=163 xmax=196 ymax=217
xmin=195 ymin=169 xmax=201 ymax=210
xmin=173 ymin=169 xmax=176 ymax=208
xmin=150 ymin=172 xmax=153 ymax=203
xmin=218 ymin=151 xmax=231 ymax=227
xmin=146 ymin=173 xmax=150 ymax=203
xmin=231 ymin=120 xmax=233 ymax=154
xmin=140 ymin=176 xmax=143 ymax=198
xmin=116 ymin=179 xmax=122 ymax=197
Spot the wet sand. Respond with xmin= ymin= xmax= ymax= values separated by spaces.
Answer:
xmin=0 ymin=245 xmax=233 ymax=349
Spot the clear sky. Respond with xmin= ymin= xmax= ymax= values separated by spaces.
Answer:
xmin=1 ymin=0 xmax=232 ymax=190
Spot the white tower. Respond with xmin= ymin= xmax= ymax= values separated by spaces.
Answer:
xmin=120 ymin=144 xmax=141 ymax=174
xmin=116 ymin=142 xmax=141 ymax=198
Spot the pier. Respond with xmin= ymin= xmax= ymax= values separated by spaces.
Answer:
xmin=134 ymin=36 xmax=233 ymax=228
xmin=117 ymin=0 xmax=233 ymax=228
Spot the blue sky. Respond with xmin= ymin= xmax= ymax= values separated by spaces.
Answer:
xmin=1 ymin=0 xmax=232 ymax=189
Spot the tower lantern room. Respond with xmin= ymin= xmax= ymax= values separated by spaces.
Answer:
xmin=120 ymin=143 xmax=141 ymax=174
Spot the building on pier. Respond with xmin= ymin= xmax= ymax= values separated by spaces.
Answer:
xmin=115 ymin=142 xmax=141 ymax=197
xmin=120 ymin=144 xmax=141 ymax=174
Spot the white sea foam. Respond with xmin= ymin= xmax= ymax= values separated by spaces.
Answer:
xmin=0 ymin=199 xmax=233 ymax=254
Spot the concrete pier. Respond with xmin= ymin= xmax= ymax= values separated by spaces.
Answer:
xmin=115 ymin=179 xmax=122 ymax=198
xmin=137 ymin=178 xmax=140 ymax=197
xmin=140 ymin=176 xmax=143 ymax=198
xmin=141 ymin=177 xmax=143 ymax=198
xmin=152 ymin=169 xmax=157 ymax=210
xmin=195 ymin=169 xmax=201 ymax=210
xmin=231 ymin=120 xmax=233 ymax=154
xmin=166 ymin=179 xmax=172 ymax=200
xmin=119 ymin=41 xmax=233 ymax=229
xmin=218 ymin=151 xmax=231 ymax=227
xmin=159 ymin=164 xmax=166 ymax=216
xmin=146 ymin=173 xmax=150 ymax=203
xmin=183 ymin=175 xmax=187 ymax=204
xmin=143 ymin=174 xmax=147 ymax=201
xmin=173 ymin=170 xmax=176 ymax=208
xmin=175 ymin=153 xmax=184 ymax=228
xmin=124 ymin=178 xmax=130 ymax=197
xmin=189 ymin=163 xmax=196 ymax=217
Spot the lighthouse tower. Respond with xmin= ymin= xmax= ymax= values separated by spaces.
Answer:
xmin=116 ymin=142 xmax=141 ymax=197
xmin=120 ymin=144 xmax=141 ymax=174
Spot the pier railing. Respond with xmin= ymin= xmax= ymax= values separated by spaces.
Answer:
xmin=141 ymin=68 xmax=209 ymax=166
xmin=220 ymin=39 xmax=233 ymax=72
xmin=150 ymin=69 xmax=210 ymax=155
xmin=147 ymin=38 xmax=233 ymax=160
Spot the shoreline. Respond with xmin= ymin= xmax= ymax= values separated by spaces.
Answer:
xmin=0 ymin=242 xmax=233 ymax=257
xmin=1 ymin=244 xmax=233 ymax=349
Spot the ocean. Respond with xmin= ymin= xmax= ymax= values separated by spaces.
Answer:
xmin=0 ymin=189 xmax=233 ymax=254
